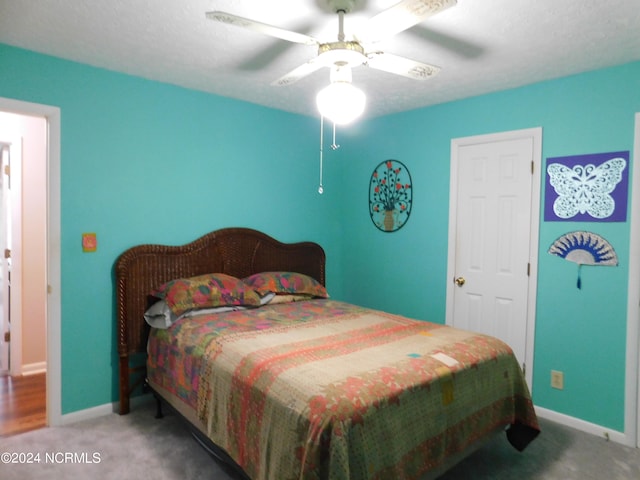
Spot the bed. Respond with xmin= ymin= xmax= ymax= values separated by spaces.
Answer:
xmin=115 ymin=227 xmax=539 ymax=480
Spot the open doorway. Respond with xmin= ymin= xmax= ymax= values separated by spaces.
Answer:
xmin=0 ymin=106 xmax=53 ymax=435
xmin=0 ymin=98 xmax=61 ymax=430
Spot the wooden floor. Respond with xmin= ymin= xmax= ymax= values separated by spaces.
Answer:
xmin=0 ymin=373 xmax=46 ymax=437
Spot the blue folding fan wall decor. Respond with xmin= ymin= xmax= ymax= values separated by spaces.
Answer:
xmin=548 ymin=231 xmax=618 ymax=288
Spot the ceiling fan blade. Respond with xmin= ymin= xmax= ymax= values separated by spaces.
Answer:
xmin=365 ymin=51 xmax=440 ymax=80
xmin=206 ymin=11 xmax=319 ymax=46
xmin=271 ymin=58 xmax=326 ymax=86
xmin=358 ymin=0 xmax=457 ymax=44
xmin=238 ymin=22 xmax=319 ymax=71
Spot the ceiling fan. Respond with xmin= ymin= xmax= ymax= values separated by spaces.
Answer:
xmin=206 ymin=0 xmax=457 ymax=87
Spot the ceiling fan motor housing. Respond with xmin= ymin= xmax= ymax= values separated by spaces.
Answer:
xmin=326 ymin=0 xmax=359 ymax=13
xmin=318 ymin=42 xmax=366 ymax=68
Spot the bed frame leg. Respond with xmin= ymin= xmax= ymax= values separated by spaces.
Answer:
xmin=118 ymin=356 xmax=130 ymax=415
xmin=153 ymin=392 xmax=164 ymax=419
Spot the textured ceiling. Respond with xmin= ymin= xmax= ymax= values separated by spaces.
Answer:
xmin=1 ymin=0 xmax=639 ymax=119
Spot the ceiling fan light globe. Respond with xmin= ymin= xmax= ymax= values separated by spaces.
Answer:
xmin=316 ymin=82 xmax=366 ymax=125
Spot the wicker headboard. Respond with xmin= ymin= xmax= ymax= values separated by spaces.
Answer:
xmin=114 ymin=227 xmax=326 ymax=414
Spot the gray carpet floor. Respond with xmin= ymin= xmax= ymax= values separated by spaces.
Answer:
xmin=1 ymin=401 xmax=639 ymax=479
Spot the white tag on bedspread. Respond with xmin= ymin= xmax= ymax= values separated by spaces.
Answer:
xmin=431 ymin=352 xmax=460 ymax=367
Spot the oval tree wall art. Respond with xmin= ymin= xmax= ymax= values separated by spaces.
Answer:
xmin=369 ymin=160 xmax=413 ymax=232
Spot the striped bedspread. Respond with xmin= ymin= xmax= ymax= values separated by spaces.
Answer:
xmin=147 ymin=299 xmax=539 ymax=480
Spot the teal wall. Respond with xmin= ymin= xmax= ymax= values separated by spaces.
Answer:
xmin=0 ymin=44 xmax=345 ymax=414
xmin=2 ymin=42 xmax=639 ymax=432
xmin=335 ymin=62 xmax=640 ymax=431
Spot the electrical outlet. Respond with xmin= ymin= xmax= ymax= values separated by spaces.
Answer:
xmin=551 ymin=370 xmax=564 ymax=390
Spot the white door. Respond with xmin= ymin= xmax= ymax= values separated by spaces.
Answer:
xmin=0 ymin=144 xmax=9 ymax=374
xmin=446 ymin=128 xmax=541 ymax=387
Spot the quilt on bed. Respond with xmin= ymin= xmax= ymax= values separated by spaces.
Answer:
xmin=147 ymin=299 xmax=539 ymax=480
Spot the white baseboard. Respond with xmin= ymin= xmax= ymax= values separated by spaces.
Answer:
xmin=535 ymin=406 xmax=632 ymax=447
xmin=21 ymin=361 xmax=46 ymax=376
xmin=59 ymin=394 xmax=153 ymax=426
xmin=59 ymin=401 xmax=113 ymax=425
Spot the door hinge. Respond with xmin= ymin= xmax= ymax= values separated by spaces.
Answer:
xmin=522 ymin=362 xmax=526 ymax=376
xmin=531 ymin=160 xmax=534 ymax=174
xmin=527 ymin=263 xmax=530 ymax=276
xmin=3 ymin=331 xmax=9 ymax=343
xmin=4 ymin=248 xmax=10 ymax=259
xmin=3 ymin=164 xmax=9 ymax=176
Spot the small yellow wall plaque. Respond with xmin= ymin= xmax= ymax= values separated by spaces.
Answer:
xmin=82 ymin=232 xmax=97 ymax=252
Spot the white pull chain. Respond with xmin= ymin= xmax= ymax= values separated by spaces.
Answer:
xmin=318 ymin=116 xmax=324 ymax=194
xmin=318 ymin=117 xmax=341 ymax=195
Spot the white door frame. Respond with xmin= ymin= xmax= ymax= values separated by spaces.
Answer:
xmin=628 ymin=112 xmax=640 ymax=448
xmin=446 ymin=127 xmax=542 ymax=390
xmin=0 ymin=97 xmax=61 ymax=427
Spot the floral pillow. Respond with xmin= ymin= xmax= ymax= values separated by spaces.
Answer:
xmin=242 ymin=271 xmax=328 ymax=298
xmin=151 ymin=273 xmax=261 ymax=316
